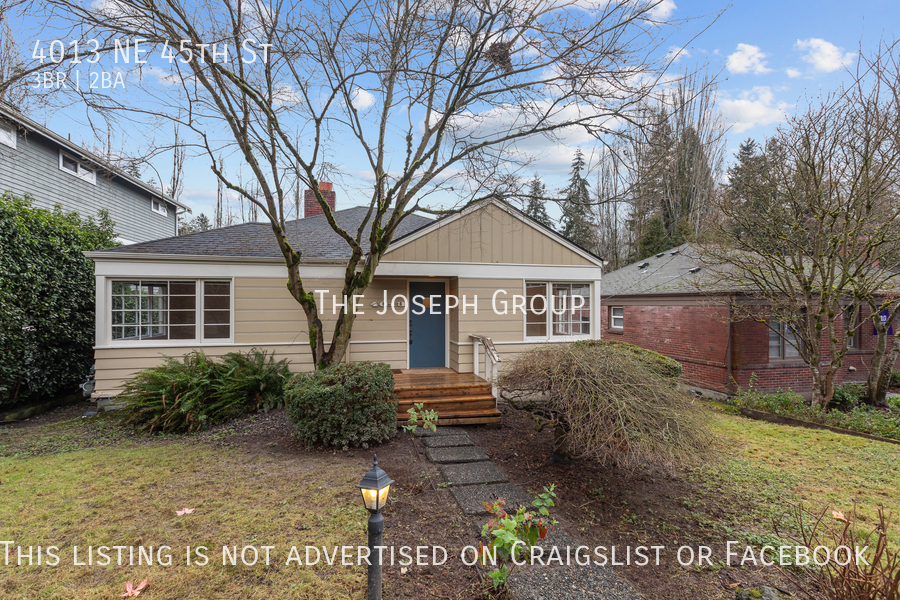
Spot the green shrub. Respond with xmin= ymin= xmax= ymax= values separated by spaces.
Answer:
xmin=890 ymin=369 xmax=900 ymax=389
xmin=0 ymin=193 xmax=119 ymax=406
xmin=121 ymin=349 xmax=291 ymax=433
xmin=831 ymin=382 xmax=865 ymax=409
xmin=573 ymin=339 xmax=683 ymax=379
xmin=286 ymin=362 xmax=397 ymax=450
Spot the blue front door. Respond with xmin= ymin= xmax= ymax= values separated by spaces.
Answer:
xmin=408 ymin=281 xmax=446 ymax=368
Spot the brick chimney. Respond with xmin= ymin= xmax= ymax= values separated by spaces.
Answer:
xmin=304 ymin=182 xmax=336 ymax=218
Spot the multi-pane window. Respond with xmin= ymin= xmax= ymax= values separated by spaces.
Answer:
xmin=59 ymin=151 xmax=96 ymax=184
xmin=525 ymin=282 xmax=591 ymax=338
xmin=610 ymin=306 xmax=624 ymax=329
xmin=151 ymin=199 xmax=168 ymax=216
xmin=0 ymin=121 xmax=15 ymax=148
xmin=111 ymin=280 xmax=230 ymax=341
xmin=768 ymin=319 xmax=801 ymax=359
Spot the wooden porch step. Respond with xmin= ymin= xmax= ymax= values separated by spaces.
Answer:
xmin=397 ymin=395 xmax=497 ymax=415
xmin=399 ymin=407 xmax=502 ymax=425
xmin=395 ymin=383 xmax=491 ymax=400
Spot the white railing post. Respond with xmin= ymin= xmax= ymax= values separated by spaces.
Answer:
xmin=473 ymin=341 xmax=480 ymax=377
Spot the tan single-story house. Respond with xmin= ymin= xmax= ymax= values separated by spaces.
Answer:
xmin=87 ymin=198 xmax=604 ymax=422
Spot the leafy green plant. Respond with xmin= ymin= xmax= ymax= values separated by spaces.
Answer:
xmin=401 ymin=402 xmax=438 ymax=433
xmin=890 ymin=369 xmax=900 ymax=389
xmin=285 ymin=362 xmax=397 ymax=450
xmin=0 ymin=193 xmax=119 ymax=407
xmin=831 ymin=382 xmax=865 ymax=409
xmin=121 ymin=349 xmax=291 ymax=433
xmin=480 ymin=485 xmax=557 ymax=589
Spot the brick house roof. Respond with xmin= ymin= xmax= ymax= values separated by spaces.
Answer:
xmin=601 ymin=244 xmax=723 ymax=298
xmin=98 ymin=206 xmax=434 ymax=259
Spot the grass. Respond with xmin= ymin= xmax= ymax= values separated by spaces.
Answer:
xmin=692 ymin=409 xmax=900 ymax=546
xmin=0 ymin=419 xmax=368 ymax=599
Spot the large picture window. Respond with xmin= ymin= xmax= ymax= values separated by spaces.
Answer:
xmin=525 ymin=282 xmax=591 ymax=339
xmin=111 ymin=280 xmax=230 ymax=342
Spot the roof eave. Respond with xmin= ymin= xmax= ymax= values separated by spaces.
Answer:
xmin=84 ymin=251 xmax=347 ymax=265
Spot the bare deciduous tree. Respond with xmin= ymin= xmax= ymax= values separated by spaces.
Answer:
xmin=15 ymin=0 xmax=697 ymax=368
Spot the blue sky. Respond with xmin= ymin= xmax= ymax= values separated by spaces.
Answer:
xmin=19 ymin=0 xmax=900 ymax=225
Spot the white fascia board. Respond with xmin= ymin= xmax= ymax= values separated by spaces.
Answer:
xmin=89 ymin=253 xmax=347 ymax=279
xmin=376 ymin=260 xmax=601 ymax=280
xmin=385 ymin=199 xmax=605 ymax=268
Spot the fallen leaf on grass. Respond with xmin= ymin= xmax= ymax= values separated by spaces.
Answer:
xmin=121 ymin=577 xmax=148 ymax=597
xmin=832 ymin=510 xmax=847 ymax=522
xmin=175 ymin=508 xmax=194 ymax=516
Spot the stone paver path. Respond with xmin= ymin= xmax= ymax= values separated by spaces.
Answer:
xmin=414 ymin=426 xmax=643 ymax=600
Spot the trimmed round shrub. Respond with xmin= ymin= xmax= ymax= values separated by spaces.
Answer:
xmin=286 ymin=362 xmax=397 ymax=450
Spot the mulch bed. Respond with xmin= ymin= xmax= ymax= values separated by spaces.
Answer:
xmin=468 ymin=406 xmax=803 ymax=600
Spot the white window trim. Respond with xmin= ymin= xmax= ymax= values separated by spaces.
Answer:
xmin=151 ymin=198 xmax=168 ymax=216
xmin=59 ymin=150 xmax=97 ymax=184
xmin=0 ymin=121 xmax=16 ymax=148
xmin=523 ymin=280 xmax=593 ymax=342
xmin=107 ymin=278 xmax=234 ymax=346
xmin=610 ymin=306 xmax=624 ymax=329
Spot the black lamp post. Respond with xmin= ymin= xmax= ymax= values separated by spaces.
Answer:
xmin=357 ymin=454 xmax=394 ymax=600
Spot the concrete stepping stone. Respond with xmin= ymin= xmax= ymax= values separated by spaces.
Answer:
xmin=438 ymin=461 xmax=508 ymax=486
xmin=450 ymin=483 xmax=533 ymax=516
xmin=422 ymin=434 xmax=472 ymax=448
xmin=508 ymin=562 xmax=642 ymax=600
xmin=426 ymin=445 xmax=488 ymax=464
xmin=412 ymin=426 xmax=467 ymax=437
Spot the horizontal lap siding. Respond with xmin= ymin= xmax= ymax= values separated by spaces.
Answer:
xmin=0 ymin=131 xmax=175 ymax=242
xmin=94 ymin=276 xmax=408 ymax=396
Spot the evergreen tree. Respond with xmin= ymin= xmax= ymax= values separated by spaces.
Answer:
xmin=560 ymin=150 xmax=597 ymax=250
xmin=523 ymin=174 xmax=554 ymax=229
xmin=637 ymin=214 xmax=669 ymax=259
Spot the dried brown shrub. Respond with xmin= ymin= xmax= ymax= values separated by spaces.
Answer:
xmin=498 ymin=342 xmax=712 ymax=470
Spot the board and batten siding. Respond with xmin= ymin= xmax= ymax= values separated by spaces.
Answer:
xmin=0 ymin=127 xmax=176 ymax=242
xmin=382 ymin=202 xmax=594 ymax=266
xmin=93 ymin=276 xmax=409 ymax=396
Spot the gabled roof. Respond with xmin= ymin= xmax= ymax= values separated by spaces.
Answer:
xmin=95 ymin=206 xmax=434 ymax=259
xmin=387 ymin=198 xmax=606 ymax=267
xmin=0 ymin=102 xmax=188 ymax=211
xmin=601 ymin=244 xmax=722 ymax=298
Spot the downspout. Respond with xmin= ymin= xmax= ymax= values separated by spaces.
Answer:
xmin=726 ymin=297 xmax=734 ymax=395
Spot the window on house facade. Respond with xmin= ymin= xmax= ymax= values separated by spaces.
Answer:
xmin=111 ymin=280 xmax=231 ymax=342
xmin=58 ymin=150 xmax=96 ymax=184
xmin=610 ymin=306 xmax=624 ymax=329
xmin=151 ymin=199 xmax=168 ymax=216
xmin=524 ymin=282 xmax=591 ymax=338
xmin=768 ymin=319 xmax=801 ymax=359
xmin=845 ymin=307 xmax=859 ymax=349
xmin=0 ymin=121 xmax=16 ymax=148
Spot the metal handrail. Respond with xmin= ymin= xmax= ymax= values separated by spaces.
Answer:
xmin=470 ymin=334 xmax=501 ymax=398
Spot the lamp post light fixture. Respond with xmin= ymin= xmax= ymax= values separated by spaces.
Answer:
xmin=357 ymin=454 xmax=394 ymax=600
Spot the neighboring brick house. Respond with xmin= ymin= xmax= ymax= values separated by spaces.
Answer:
xmin=600 ymin=244 xmax=894 ymax=395
xmin=0 ymin=102 xmax=188 ymax=243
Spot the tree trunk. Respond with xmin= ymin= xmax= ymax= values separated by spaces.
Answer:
xmin=871 ymin=332 xmax=900 ymax=407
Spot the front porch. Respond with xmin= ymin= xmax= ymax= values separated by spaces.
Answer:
xmin=393 ymin=367 xmax=502 ymax=426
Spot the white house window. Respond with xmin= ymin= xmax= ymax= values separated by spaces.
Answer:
xmin=111 ymin=280 xmax=231 ymax=342
xmin=151 ymin=199 xmax=168 ymax=216
xmin=610 ymin=306 xmax=624 ymax=329
xmin=525 ymin=282 xmax=591 ymax=338
xmin=0 ymin=121 xmax=16 ymax=148
xmin=768 ymin=319 xmax=801 ymax=359
xmin=58 ymin=150 xmax=96 ymax=184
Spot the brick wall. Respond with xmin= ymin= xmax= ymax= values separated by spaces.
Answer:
xmin=304 ymin=182 xmax=336 ymax=217
xmin=601 ymin=299 xmax=899 ymax=395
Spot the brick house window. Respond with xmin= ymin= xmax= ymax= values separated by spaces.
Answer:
xmin=111 ymin=280 xmax=231 ymax=342
xmin=768 ymin=319 xmax=801 ymax=359
xmin=610 ymin=306 xmax=624 ymax=329
xmin=525 ymin=282 xmax=591 ymax=339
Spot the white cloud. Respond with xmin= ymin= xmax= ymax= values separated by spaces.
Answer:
xmin=665 ymin=46 xmax=691 ymax=63
xmin=351 ymin=88 xmax=375 ymax=111
xmin=795 ymin=38 xmax=854 ymax=73
xmin=648 ymin=0 xmax=676 ymax=19
xmin=719 ymin=86 xmax=791 ymax=133
xmin=785 ymin=67 xmax=802 ymax=78
xmin=726 ymin=44 xmax=772 ymax=75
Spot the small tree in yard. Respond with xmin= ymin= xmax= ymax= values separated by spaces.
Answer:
xmin=0 ymin=193 xmax=119 ymax=406
xmin=701 ymin=44 xmax=900 ymax=408
xmin=13 ymin=0 xmax=694 ymax=369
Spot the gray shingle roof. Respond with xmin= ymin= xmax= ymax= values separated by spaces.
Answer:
xmin=99 ymin=206 xmax=433 ymax=259
xmin=601 ymin=243 xmax=723 ymax=298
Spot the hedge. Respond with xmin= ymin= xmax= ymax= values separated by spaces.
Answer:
xmin=0 ymin=193 xmax=118 ymax=406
